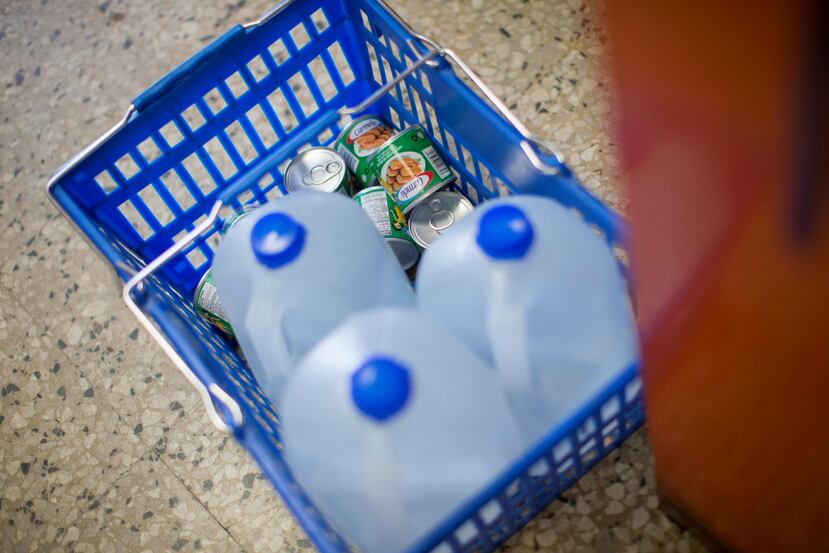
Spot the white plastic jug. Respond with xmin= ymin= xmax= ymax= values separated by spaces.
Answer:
xmin=281 ymin=307 xmax=520 ymax=553
xmin=212 ymin=191 xmax=415 ymax=403
xmin=416 ymin=195 xmax=638 ymax=447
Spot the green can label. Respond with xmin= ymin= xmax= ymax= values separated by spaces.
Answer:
xmin=353 ymin=186 xmax=420 ymax=270
xmin=194 ymin=269 xmax=233 ymax=336
xmin=367 ymin=126 xmax=454 ymax=214
xmin=335 ymin=115 xmax=394 ymax=187
xmin=353 ymin=186 xmax=410 ymax=242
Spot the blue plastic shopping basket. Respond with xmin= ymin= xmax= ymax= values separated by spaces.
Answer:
xmin=47 ymin=0 xmax=643 ymax=550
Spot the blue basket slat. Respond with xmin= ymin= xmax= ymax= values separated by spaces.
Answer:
xmin=48 ymin=0 xmax=643 ymax=551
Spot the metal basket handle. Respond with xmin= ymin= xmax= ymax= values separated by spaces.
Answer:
xmin=123 ymin=202 xmax=244 ymax=434
xmin=117 ymin=48 xmax=444 ymax=433
xmin=378 ymin=0 xmax=564 ymax=175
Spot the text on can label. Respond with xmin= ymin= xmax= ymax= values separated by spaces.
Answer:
xmin=348 ymin=119 xmax=384 ymax=143
xmin=395 ymin=173 xmax=433 ymax=202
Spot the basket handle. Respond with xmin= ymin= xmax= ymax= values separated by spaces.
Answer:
xmin=372 ymin=0 xmax=565 ymax=174
xmin=418 ymin=33 xmax=566 ymax=176
xmin=341 ymin=48 xmax=444 ymax=116
xmin=123 ymin=202 xmax=244 ymax=434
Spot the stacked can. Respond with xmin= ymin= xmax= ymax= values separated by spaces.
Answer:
xmin=408 ymin=190 xmax=474 ymax=249
xmin=334 ymin=115 xmax=394 ymax=188
xmin=353 ymin=186 xmax=420 ymax=270
xmin=336 ymin=115 xmax=479 ymax=269
xmin=284 ymin=147 xmax=352 ymax=195
xmin=194 ymin=269 xmax=233 ymax=335
xmin=367 ymin=125 xmax=455 ymax=214
xmin=194 ymin=204 xmax=261 ymax=336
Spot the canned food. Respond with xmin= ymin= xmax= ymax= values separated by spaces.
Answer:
xmin=408 ymin=190 xmax=474 ymax=249
xmin=334 ymin=115 xmax=394 ymax=187
xmin=221 ymin=204 xmax=258 ymax=236
xmin=367 ymin=125 xmax=455 ymax=214
xmin=193 ymin=269 xmax=233 ymax=335
xmin=353 ymin=186 xmax=420 ymax=270
xmin=284 ymin=147 xmax=351 ymax=195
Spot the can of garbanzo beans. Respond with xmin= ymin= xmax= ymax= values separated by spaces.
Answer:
xmin=353 ymin=186 xmax=420 ymax=270
xmin=367 ymin=125 xmax=455 ymax=214
xmin=334 ymin=115 xmax=394 ymax=187
xmin=193 ymin=269 xmax=233 ymax=336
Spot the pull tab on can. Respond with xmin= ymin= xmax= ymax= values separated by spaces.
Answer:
xmin=409 ymin=191 xmax=474 ymax=249
xmin=284 ymin=147 xmax=351 ymax=195
xmin=427 ymin=197 xmax=456 ymax=231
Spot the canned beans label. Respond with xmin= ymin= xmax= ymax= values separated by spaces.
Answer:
xmin=335 ymin=116 xmax=394 ymax=186
xmin=368 ymin=126 xmax=454 ymax=213
xmin=194 ymin=271 xmax=233 ymax=336
xmin=354 ymin=187 xmax=408 ymax=241
xmin=348 ymin=118 xmax=392 ymax=153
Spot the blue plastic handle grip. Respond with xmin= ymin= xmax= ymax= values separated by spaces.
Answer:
xmin=132 ymin=25 xmax=246 ymax=112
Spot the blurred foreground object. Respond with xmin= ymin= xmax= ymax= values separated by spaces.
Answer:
xmin=605 ymin=1 xmax=829 ymax=552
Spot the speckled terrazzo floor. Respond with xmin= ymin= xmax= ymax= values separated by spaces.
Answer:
xmin=0 ymin=1 xmax=709 ymax=552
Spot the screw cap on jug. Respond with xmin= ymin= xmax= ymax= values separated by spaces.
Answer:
xmin=351 ymin=357 xmax=411 ymax=422
xmin=250 ymin=213 xmax=306 ymax=269
xmin=476 ymin=205 xmax=534 ymax=259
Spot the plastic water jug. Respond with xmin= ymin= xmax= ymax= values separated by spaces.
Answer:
xmin=281 ymin=307 xmax=520 ymax=553
xmin=416 ymin=195 xmax=638 ymax=446
xmin=212 ymin=191 xmax=415 ymax=402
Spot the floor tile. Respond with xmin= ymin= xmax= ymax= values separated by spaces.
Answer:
xmin=0 ymin=216 xmax=116 ymax=339
xmin=500 ymin=428 xmax=708 ymax=553
xmin=65 ymin=454 xmax=244 ymax=553
xmin=158 ymin=414 xmax=311 ymax=553
xmin=0 ymin=288 xmax=150 ymax=552
xmin=0 ymin=217 xmax=201 ymax=454
xmin=64 ymin=319 xmax=200 ymax=455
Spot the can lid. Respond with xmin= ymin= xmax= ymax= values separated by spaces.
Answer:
xmin=408 ymin=191 xmax=474 ymax=248
xmin=284 ymin=148 xmax=347 ymax=193
xmin=476 ymin=204 xmax=534 ymax=259
xmin=250 ymin=212 xmax=306 ymax=269
xmin=221 ymin=204 xmax=259 ymax=236
xmin=387 ymin=237 xmax=420 ymax=270
xmin=351 ymin=185 xmax=386 ymax=199
xmin=351 ymin=356 xmax=411 ymax=422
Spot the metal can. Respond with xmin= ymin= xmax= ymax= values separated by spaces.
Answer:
xmin=284 ymin=147 xmax=351 ymax=195
xmin=221 ymin=204 xmax=259 ymax=236
xmin=353 ymin=186 xmax=420 ymax=270
xmin=193 ymin=269 xmax=233 ymax=336
xmin=334 ymin=115 xmax=394 ymax=187
xmin=367 ymin=125 xmax=455 ymax=214
xmin=408 ymin=190 xmax=474 ymax=249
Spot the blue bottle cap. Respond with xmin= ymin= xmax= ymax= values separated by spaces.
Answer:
xmin=475 ymin=204 xmax=534 ymax=259
xmin=250 ymin=212 xmax=306 ymax=269
xmin=351 ymin=357 xmax=411 ymax=422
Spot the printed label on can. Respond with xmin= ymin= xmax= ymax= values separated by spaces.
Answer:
xmin=194 ymin=270 xmax=233 ymax=336
xmin=335 ymin=116 xmax=394 ymax=187
xmin=354 ymin=187 xmax=406 ymax=239
xmin=367 ymin=126 xmax=454 ymax=214
xmin=353 ymin=187 xmax=420 ymax=269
